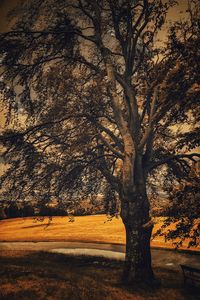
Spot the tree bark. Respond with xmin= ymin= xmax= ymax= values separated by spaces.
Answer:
xmin=120 ymin=190 xmax=155 ymax=286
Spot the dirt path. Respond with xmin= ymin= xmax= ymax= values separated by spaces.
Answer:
xmin=0 ymin=241 xmax=199 ymax=271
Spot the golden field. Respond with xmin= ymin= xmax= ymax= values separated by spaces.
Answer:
xmin=0 ymin=215 xmax=199 ymax=251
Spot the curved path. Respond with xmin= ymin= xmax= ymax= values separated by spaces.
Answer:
xmin=0 ymin=241 xmax=199 ymax=271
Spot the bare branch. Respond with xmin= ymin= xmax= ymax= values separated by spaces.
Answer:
xmin=148 ymin=153 xmax=200 ymax=171
xmin=97 ymin=131 xmax=124 ymax=160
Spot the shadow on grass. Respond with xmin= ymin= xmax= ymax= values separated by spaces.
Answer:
xmin=0 ymin=250 xmax=199 ymax=300
xmin=0 ymin=290 xmax=38 ymax=300
xmin=21 ymin=224 xmax=49 ymax=229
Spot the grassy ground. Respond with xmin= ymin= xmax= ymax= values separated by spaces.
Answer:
xmin=0 ymin=250 xmax=199 ymax=300
xmin=0 ymin=215 xmax=199 ymax=251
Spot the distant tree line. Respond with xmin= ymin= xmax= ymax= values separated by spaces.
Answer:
xmin=0 ymin=202 xmax=66 ymax=219
xmin=0 ymin=202 xmax=35 ymax=219
xmin=0 ymin=198 xmax=106 ymax=219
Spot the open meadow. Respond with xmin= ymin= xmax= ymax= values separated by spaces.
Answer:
xmin=0 ymin=215 xmax=199 ymax=251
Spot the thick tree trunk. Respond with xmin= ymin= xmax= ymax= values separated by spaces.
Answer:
xmin=120 ymin=190 xmax=155 ymax=286
xmin=122 ymin=218 xmax=154 ymax=284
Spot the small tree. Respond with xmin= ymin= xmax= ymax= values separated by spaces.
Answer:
xmin=0 ymin=0 xmax=199 ymax=285
xmin=5 ymin=202 xmax=20 ymax=218
xmin=0 ymin=207 xmax=7 ymax=219
xmin=22 ymin=203 xmax=35 ymax=217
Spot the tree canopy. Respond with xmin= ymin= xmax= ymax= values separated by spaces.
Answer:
xmin=0 ymin=0 xmax=200 ymax=284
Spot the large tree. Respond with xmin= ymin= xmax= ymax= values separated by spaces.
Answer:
xmin=0 ymin=0 xmax=199 ymax=285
